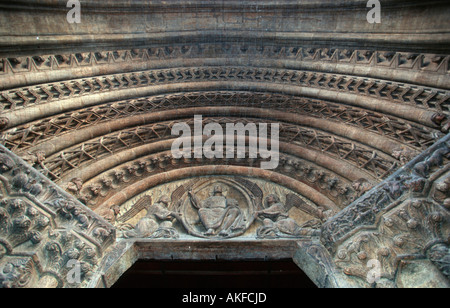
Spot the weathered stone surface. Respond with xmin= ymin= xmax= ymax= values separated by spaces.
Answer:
xmin=0 ymin=145 xmax=115 ymax=288
xmin=321 ymin=135 xmax=450 ymax=288
xmin=0 ymin=0 xmax=449 ymax=288
xmin=1 ymin=0 xmax=449 ymax=56
xmin=114 ymin=176 xmax=323 ymax=241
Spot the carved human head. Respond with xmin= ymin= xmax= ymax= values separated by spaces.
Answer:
xmin=70 ymin=178 xmax=84 ymax=189
xmin=213 ymin=185 xmax=223 ymax=196
xmin=111 ymin=205 xmax=121 ymax=216
xmin=227 ymin=199 xmax=238 ymax=207
xmin=35 ymin=151 xmax=46 ymax=162
xmin=436 ymin=181 xmax=449 ymax=192
xmin=265 ymin=194 xmax=280 ymax=206
xmin=0 ymin=117 xmax=9 ymax=131
xmin=159 ymin=195 xmax=170 ymax=206
xmin=431 ymin=113 xmax=447 ymax=125
xmin=444 ymin=198 xmax=450 ymax=210
xmin=2 ymin=263 xmax=14 ymax=274
xmin=13 ymin=216 xmax=31 ymax=230
xmin=352 ymin=178 xmax=369 ymax=191
xmin=392 ymin=148 xmax=404 ymax=160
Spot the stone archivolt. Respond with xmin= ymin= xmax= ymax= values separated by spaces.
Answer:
xmin=42 ymin=117 xmax=397 ymax=180
xmin=0 ymin=49 xmax=447 ymax=212
xmin=0 ymin=1 xmax=449 ymax=288
xmin=1 ymin=92 xmax=439 ymax=153
xmin=1 ymin=66 xmax=448 ymax=116
xmin=1 ymin=45 xmax=449 ymax=91
xmin=74 ymin=152 xmax=355 ymax=213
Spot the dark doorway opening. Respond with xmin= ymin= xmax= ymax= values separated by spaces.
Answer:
xmin=112 ymin=259 xmax=317 ymax=288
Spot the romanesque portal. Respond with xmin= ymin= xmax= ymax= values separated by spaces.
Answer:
xmin=0 ymin=0 xmax=448 ymax=288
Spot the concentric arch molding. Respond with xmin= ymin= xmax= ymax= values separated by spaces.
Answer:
xmin=1 ymin=91 xmax=440 ymax=154
xmin=1 ymin=44 xmax=449 ymax=90
xmin=0 ymin=0 xmax=449 ymax=289
xmin=1 ymin=66 xmax=448 ymax=120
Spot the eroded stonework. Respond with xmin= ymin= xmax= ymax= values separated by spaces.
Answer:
xmin=115 ymin=177 xmax=325 ymax=240
xmin=0 ymin=0 xmax=449 ymax=289
xmin=0 ymin=146 xmax=115 ymax=288
xmin=319 ymin=135 xmax=450 ymax=288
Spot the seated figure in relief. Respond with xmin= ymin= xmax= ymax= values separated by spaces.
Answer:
xmin=188 ymin=185 xmax=245 ymax=237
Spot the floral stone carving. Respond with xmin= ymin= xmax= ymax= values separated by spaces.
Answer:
xmin=321 ymin=135 xmax=450 ymax=288
xmin=0 ymin=145 xmax=115 ymax=288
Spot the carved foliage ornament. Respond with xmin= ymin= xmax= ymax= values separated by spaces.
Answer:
xmin=322 ymin=136 xmax=450 ymax=288
xmin=0 ymin=146 xmax=115 ymax=288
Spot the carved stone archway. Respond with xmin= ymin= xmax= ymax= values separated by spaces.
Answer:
xmin=0 ymin=0 xmax=449 ymax=288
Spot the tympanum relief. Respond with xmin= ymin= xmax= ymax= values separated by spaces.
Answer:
xmin=117 ymin=177 xmax=329 ymax=240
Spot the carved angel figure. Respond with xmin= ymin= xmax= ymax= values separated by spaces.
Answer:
xmin=122 ymin=195 xmax=181 ymax=239
xmin=256 ymin=195 xmax=302 ymax=238
xmin=255 ymin=194 xmax=322 ymax=239
xmin=188 ymin=185 xmax=245 ymax=237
